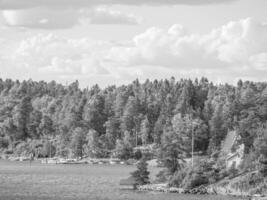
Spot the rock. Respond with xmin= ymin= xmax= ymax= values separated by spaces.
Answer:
xmin=188 ymin=186 xmax=209 ymax=195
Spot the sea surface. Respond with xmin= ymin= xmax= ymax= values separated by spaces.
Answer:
xmin=0 ymin=159 xmax=244 ymax=200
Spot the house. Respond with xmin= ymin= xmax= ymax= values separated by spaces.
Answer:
xmin=225 ymin=144 xmax=244 ymax=169
xmin=221 ymin=130 xmax=244 ymax=169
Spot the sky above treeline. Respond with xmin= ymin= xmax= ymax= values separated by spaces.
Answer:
xmin=0 ymin=0 xmax=266 ymax=88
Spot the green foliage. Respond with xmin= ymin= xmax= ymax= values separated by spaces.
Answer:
xmin=0 ymin=137 xmax=9 ymax=149
xmin=70 ymin=127 xmax=86 ymax=158
xmin=259 ymin=157 xmax=267 ymax=177
xmin=228 ymin=163 xmax=239 ymax=178
xmin=133 ymin=149 xmax=142 ymax=160
xmin=41 ymin=141 xmax=56 ymax=158
xmin=158 ymin=124 xmax=186 ymax=175
xmin=229 ymin=172 xmax=266 ymax=195
xmin=130 ymin=157 xmax=150 ymax=186
xmin=209 ymin=103 xmax=228 ymax=152
xmin=114 ymin=139 xmax=133 ymax=160
xmin=169 ymin=159 xmax=221 ymax=189
xmin=13 ymin=96 xmax=33 ymax=140
xmin=172 ymin=113 xmax=209 ymax=153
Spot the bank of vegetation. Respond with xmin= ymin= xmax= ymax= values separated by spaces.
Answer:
xmin=0 ymin=77 xmax=266 ymax=196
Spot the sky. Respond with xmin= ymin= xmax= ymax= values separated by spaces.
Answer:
xmin=0 ymin=0 xmax=266 ymax=88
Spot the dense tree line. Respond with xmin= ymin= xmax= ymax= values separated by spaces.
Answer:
xmin=0 ymin=77 xmax=266 ymax=168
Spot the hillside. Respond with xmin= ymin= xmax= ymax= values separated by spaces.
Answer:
xmin=0 ymin=77 xmax=266 ymax=194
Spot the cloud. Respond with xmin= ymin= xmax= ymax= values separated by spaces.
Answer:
xmin=105 ymin=18 xmax=267 ymax=82
xmin=0 ymin=0 xmax=237 ymax=29
xmin=0 ymin=18 xmax=266 ymax=87
xmin=108 ymin=18 xmax=267 ymax=67
xmin=2 ymin=8 xmax=80 ymax=29
xmin=0 ymin=0 xmax=238 ymax=9
xmin=2 ymin=7 xmax=140 ymax=29
xmin=84 ymin=7 xmax=141 ymax=25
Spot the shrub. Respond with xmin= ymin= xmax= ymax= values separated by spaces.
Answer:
xmin=228 ymin=163 xmax=239 ymax=179
xmin=41 ymin=141 xmax=56 ymax=157
xmin=181 ymin=170 xmax=209 ymax=189
xmin=114 ymin=140 xmax=133 ymax=160
xmin=130 ymin=157 xmax=150 ymax=186
xmin=155 ymin=169 xmax=169 ymax=183
xmin=259 ymin=157 xmax=267 ymax=177
xmin=169 ymin=167 xmax=187 ymax=187
xmin=0 ymin=137 xmax=9 ymax=149
xmin=134 ymin=149 xmax=142 ymax=160
xmin=229 ymin=172 xmax=265 ymax=195
xmin=170 ymin=159 xmax=221 ymax=189
xmin=14 ymin=142 xmax=30 ymax=156
xmin=3 ymin=149 xmax=13 ymax=154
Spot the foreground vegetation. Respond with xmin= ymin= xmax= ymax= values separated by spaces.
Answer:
xmin=0 ymin=77 xmax=266 ymax=195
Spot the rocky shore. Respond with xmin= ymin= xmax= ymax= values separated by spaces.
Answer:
xmin=137 ymin=184 xmax=214 ymax=195
xmin=137 ymin=183 xmax=266 ymax=199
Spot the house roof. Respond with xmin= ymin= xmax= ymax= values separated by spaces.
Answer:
xmin=222 ymin=131 xmax=236 ymax=154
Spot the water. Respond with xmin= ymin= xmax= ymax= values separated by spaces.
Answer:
xmin=0 ymin=160 xmax=244 ymax=200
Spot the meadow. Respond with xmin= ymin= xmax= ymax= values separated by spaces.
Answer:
xmin=0 ymin=160 xmax=244 ymax=200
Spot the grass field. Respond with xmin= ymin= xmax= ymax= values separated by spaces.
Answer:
xmin=0 ymin=160 xmax=245 ymax=200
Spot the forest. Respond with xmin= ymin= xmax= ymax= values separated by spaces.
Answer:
xmin=0 ymin=77 xmax=266 ymax=189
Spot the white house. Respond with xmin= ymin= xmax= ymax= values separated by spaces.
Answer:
xmin=221 ymin=131 xmax=244 ymax=169
xmin=225 ymin=144 xmax=244 ymax=169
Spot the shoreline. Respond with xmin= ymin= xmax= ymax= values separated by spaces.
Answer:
xmin=137 ymin=183 xmax=264 ymax=199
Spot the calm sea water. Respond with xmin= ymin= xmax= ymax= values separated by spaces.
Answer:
xmin=0 ymin=160 xmax=244 ymax=200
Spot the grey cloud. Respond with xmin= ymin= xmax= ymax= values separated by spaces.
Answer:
xmin=0 ymin=0 xmax=239 ymax=9
xmin=2 ymin=9 xmax=80 ymax=29
xmin=0 ymin=0 xmax=238 ymax=29
xmin=2 ymin=7 xmax=140 ymax=29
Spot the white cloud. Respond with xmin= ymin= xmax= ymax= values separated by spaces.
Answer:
xmin=107 ymin=18 xmax=267 ymax=72
xmin=2 ymin=7 xmax=141 ymax=29
xmin=0 ymin=18 xmax=266 ymax=87
xmin=84 ymin=7 xmax=142 ymax=25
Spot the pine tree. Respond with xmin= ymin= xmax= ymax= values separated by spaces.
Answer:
xmin=130 ymin=157 xmax=150 ymax=186
xmin=70 ymin=127 xmax=86 ymax=159
xmin=140 ymin=117 xmax=150 ymax=145
xmin=13 ymin=96 xmax=33 ymax=140
xmin=159 ymin=123 xmax=186 ymax=175
xmin=39 ymin=115 xmax=54 ymax=137
xmin=209 ymin=103 xmax=227 ymax=152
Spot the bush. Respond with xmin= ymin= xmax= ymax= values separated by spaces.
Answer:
xmin=130 ymin=157 xmax=150 ymax=186
xmin=187 ymin=173 xmax=209 ymax=189
xmin=169 ymin=167 xmax=187 ymax=187
xmin=0 ymin=137 xmax=9 ymax=149
xmin=228 ymin=163 xmax=239 ymax=179
xmin=114 ymin=140 xmax=133 ymax=160
xmin=134 ymin=149 xmax=142 ymax=160
xmin=180 ymin=169 xmax=209 ymax=189
xmin=218 ymin=168 xmax=229 ymax=180
xmin=41 ymin=141 xmax=56 ymax=158
xmin=259 ymin=158 xmax=267 ymax=177
xmin=169 ymin=159 xmax=221 ymax=189
xmin=229 ymin=172 xmax=265 ymax=195
xmin=14 ymin=142 xmax=30 ymax=156
xmin=3 ymin=149 xmax=13 ymax=154
xmin=155 ymin=169 xmax=169 ymax=183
